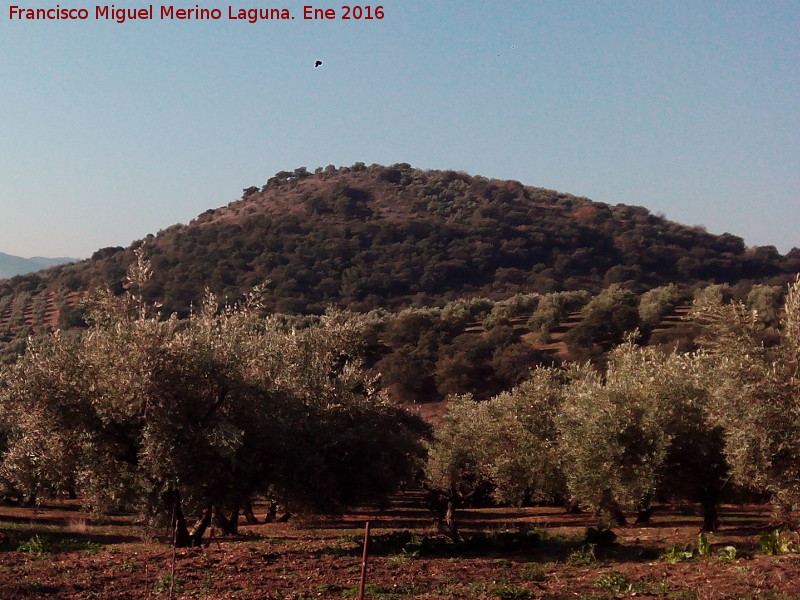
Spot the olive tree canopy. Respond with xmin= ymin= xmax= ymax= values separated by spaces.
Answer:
xmin=0 ymin=251 xmax=428 ymax=546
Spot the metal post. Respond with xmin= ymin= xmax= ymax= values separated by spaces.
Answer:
xmin=358 ymin=521 xmax=371 ymax=600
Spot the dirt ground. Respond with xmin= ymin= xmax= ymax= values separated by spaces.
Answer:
xmin=1 ymin=493 xmax=799 ymax=600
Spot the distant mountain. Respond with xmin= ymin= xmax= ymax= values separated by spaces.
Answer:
xmin=29 ymin=256 xmax=77 ymax=269
xmin=0 ymin=162 xmax=798 ymax=343
xmin=0 ymin=252 xmax=75 ymax=279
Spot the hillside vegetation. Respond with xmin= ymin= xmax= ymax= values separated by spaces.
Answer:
xmin=2 ymin=163 xmax=798 ymax=343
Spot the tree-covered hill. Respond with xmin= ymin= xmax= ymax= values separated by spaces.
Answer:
xmin=2 ymin=162 xmax=799 ymax=344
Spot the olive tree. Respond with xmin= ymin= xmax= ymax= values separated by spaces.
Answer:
xmin=638 ymin=283 xmax=683 ymax=328
xmin=424 ymin=368 xmax=567 ymax=537
xmin=563 ymin=285 xmax=640 ymax=356
xmin=558 ymin=339 xmax=723 ymax=528
xmin=422 ymin=395 xmax=487 ymax=539
xmin=0 ymin=252 xmax=428 ymax=545
xmin=692 ymin=276 xmax=800 ymax=526
xmin=0 ymin=331 xmax=87 ymax=505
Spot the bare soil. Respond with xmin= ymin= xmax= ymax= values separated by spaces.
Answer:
xmin=1 ymin=494 xmax=798 ymax=600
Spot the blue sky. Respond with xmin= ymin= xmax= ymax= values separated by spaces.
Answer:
xmin=2 ymin=0 xmax=798 ymax=258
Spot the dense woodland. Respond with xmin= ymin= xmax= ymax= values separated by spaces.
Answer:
xmin=2 ymin=163 xmax=800 ymax=546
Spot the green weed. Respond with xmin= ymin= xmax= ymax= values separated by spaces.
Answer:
xmin=315 ymin=583 xmax=341 ymax=594
xmin=594 ymin=570 xmax=632 ymax=594
xmin=82 ymin=541 xmax=102 ymax=555
xmin=717 ymin=545 xmax=745 ymax=560
xmin=387 ymin=547 xmax=419 ymax=566
xmin=463 ymin=581 xmax=490 ymax=596
xmin=153 ymin=573 xmax=184 ymax=595
xmin=343 ymin=583 xmax=379 ymax=597
xmin=567 ymin=544 xmax=597 ymax=566
xmin=16 ymin=534 xmax=100 ymax=556
xmin=490 ymin=583 xmax=535 ymax=599
xmin=759 ymin=530 xmax=796 ymax=555
xmin=342 ymin=582 xmax=423 ymax=598
xmin=520 ymin=562 xmax=547 ymax=582
xmin=117 ymin=559 xmax=139 ymax=571
xmin=663 ymin=533 xmax=747 ymax=563
xmin=17 ymin=534 xmax=49 ymax=556
xmin=634 ymin=575 xmax=672 ymax=596
xmin=260 ymin=537 xmax=288 ymax=545
xmin=188 ymin=573 xmax=214 ymax=598
xmin=697 ymin=533 xmax=711 ymax=557
xmin=660 ymin=543 xmax=697 ymax=563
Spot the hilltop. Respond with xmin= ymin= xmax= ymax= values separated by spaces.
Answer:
xmin=1 ymin=162 xmax=798 ymax=344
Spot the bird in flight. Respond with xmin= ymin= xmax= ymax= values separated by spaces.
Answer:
xmin=315 ymin=60 xmax=323 ymax=68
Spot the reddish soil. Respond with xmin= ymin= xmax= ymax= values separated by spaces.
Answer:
xmin=1 ymin=495 xmax=798 ymax=600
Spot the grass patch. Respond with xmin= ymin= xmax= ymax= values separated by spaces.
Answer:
xmin=490 ymin=583 xmax=535 ymax=599
xmin=520 ymin=561 xmax=548 ymax=582
xmin=594 ymin=570 xmax=632 ymax=594
xmin=17 ymin=534 xmax=101 ymax=556
xmin=566 ymin=544 xmax=597 ymax=566
xmin=153 ymin=573 xmax=184 ymax=595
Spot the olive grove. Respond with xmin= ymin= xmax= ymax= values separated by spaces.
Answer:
xmin=0 ymin=252 xmax=428 ymax=546
xmin=425 ymin=342 xmax=725 ymax=531
xmin=693 ymin=275 xmax=800 ymax=525
xmin=424 ymin=276 xmax=800 ymax=531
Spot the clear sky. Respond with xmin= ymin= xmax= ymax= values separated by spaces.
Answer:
xmin=1 ymin=0 xmax=798 ymax=258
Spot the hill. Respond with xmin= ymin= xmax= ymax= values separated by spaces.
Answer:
xmin=1 ymin=162 xmax=798 ymax=344
xmin=0 ymin=252 xmax=75 ymax=280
